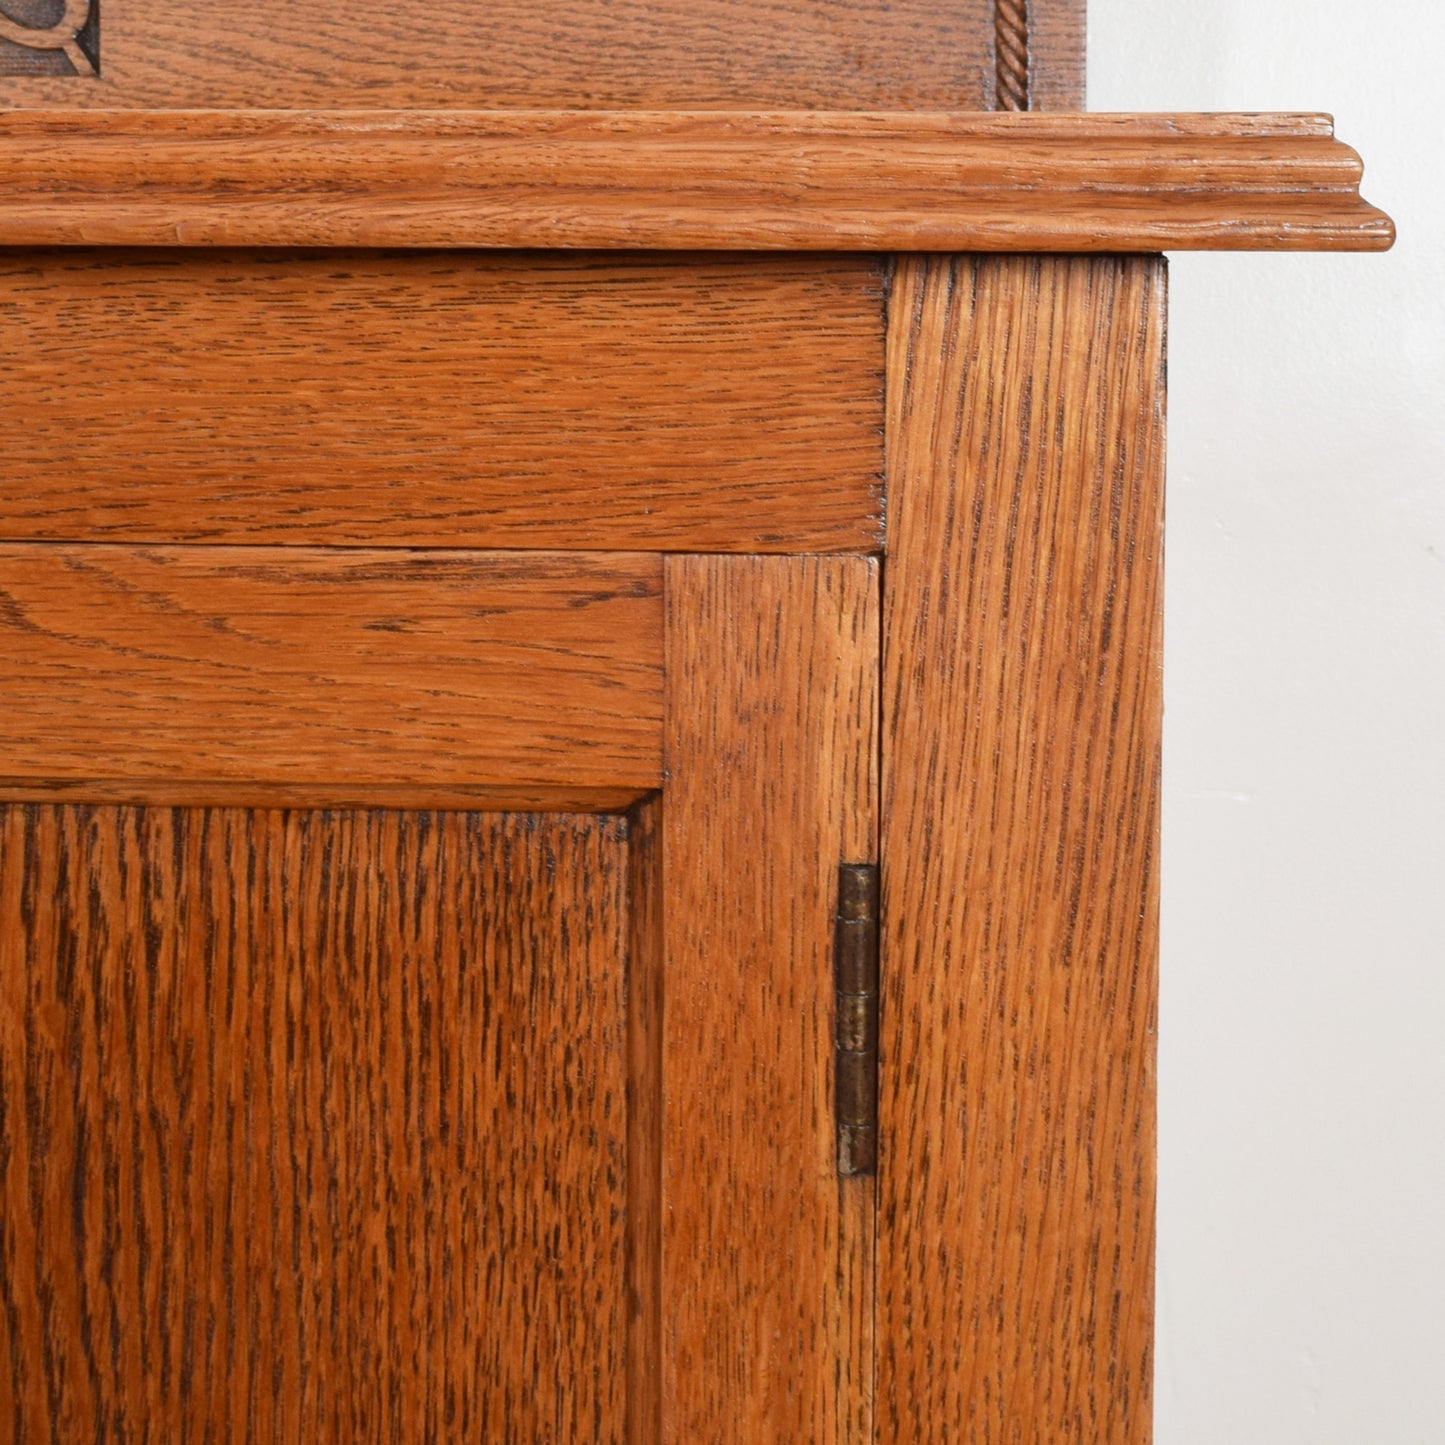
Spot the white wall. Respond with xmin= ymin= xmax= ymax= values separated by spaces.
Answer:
xmin=1089 ymin=3 xmax=1445 ymax=1441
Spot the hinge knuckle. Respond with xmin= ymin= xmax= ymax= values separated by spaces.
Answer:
xmin=837 ymin=1124 xmax=877 ymax=1178
xmin=834 ymin=918 xmax=878 ymax=996
xmin=836 ymin=862 xmax=879 ymax=920
xmin=834 ymin=862 xmax=879 ymax=1178
xmin=835 ymin=993 xmax=876 ymax=1053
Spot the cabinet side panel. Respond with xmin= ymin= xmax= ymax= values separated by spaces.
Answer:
xmin=879 ymin=255 xmax=1164 ymax=1443
xmin=662 ymin=554 xmax=878 ymax=1443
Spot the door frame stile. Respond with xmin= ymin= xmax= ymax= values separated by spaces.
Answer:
xmin=659 ymin=552 xmax=880 ymax=1442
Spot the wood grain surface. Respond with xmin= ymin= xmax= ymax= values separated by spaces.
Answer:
xmin=0 ymin=546 xmax=662 ymax=791
xmin=0 ymin=780 xmax=652 ymax=814
xmin=625 ymin=798 xmax=664 ymax=1445
xmin=0 ymin=109 xmax=1394 ymax=252
xmin=0 ymin=252 xmax=884 ymax=553
xmin=662 ymin=554 xmax=878 ymax=1442
xmin=878 ymin=255 xmax=1164 ymax=1442
xmin=0 ymin=805 xmax=637 ymax=1440
xmin=0 ymin=0 xmax=1080 ymax=110
xmin=1022 ymin=0 xmax=1086 ymax=111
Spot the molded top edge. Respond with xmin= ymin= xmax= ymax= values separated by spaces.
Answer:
xmin=0 ymin=109 xmax=1393 ymax=252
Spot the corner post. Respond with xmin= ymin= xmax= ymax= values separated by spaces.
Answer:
xmin=878 ymin=254 xmax=1165 ymax=1442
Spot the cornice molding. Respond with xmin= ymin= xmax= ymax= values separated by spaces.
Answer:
xmin=0 ymin=108 xmax=1393 ymax=251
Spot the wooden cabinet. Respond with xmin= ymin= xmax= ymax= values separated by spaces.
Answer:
xmin=0 ymin=245 xmax=888 ymax=1440
xmin=0 ymin=8 xmax=1389 ymax=1441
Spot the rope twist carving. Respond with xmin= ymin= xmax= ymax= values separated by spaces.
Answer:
xmin=994 ymin=0 xmax=1030 ymax=111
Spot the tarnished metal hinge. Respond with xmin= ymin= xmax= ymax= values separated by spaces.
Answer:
xmin=835 ymin=863 xmax=879 ymax=1177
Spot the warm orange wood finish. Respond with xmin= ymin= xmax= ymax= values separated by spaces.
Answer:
xmin=0 ymin=7 xmax=1393 ymax=1431
xmin=625 ymin=798 xmax=664 ymax=1445
xmin=0 ymin=0 xmax=1080 ymax=110
xmin=0 ymin=780 xmax=652 ymax=813
xmin=1011 ymin=0 xmax=1086 ymax=111
xmin=0 ymin=110 xmax=1392 ymax=251
xmin=0 ymin=805 xmax=638 ymax=1439
xmin=0 ymin=252 xmax=884 ymax=552
xmin=0 ymin=547 xmax=662 ymax=790
xmin=878 ymin=254 xmax=1164 ymax=1442
xmin=662 ymin=555 xmax=878 ymax=1443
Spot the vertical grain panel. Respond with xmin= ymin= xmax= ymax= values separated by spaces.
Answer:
xmin=879 ymin=255 xmax=1165 ymax=1443
xmin=0 ymin=805 xmax=632 ymax=1442
xmin=663 ymin=554 xmax=878 ymax=1443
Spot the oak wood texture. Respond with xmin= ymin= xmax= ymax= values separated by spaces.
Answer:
xmin=0 ymin=0 xmax=1080 ymax=110
xmin=0 ymin=804 xmax=637 ymax=1440
xmin=0 ymin=252 xmax=885 ymax=553
xmin=0 ymin=780 xmax=652 ymax=813
xmin=1019 ymin=0 xmax=1086 ymax=112
xmin=0 ymin=546 xmax=662 ymax=791
xmin=879 ymin=255 xmax=1164 ymax=1442
xmin=625 ymin=798 xmax=664 ymax=1445
xmin=662 ymin=554 xmax=878 ymax=1442
xmin=0 ymin=109 xmax=1393 ymax=252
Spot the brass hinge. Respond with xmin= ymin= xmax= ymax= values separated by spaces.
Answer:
xmin=835 ymin=863 xmax=879 ymax=1177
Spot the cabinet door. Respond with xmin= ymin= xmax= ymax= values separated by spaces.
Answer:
xmin=0 ymin=543 xmax=878 ymax=1441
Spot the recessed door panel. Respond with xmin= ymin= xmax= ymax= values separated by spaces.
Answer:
xmin=0 ymin=804 xmax=637 ymax=1441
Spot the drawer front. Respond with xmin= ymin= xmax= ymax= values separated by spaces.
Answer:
xmin=0 ymin=251 xmax=884 ymax=552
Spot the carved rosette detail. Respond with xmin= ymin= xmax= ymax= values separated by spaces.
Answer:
xmin=0 ymin=0 xmax=97 ymax=76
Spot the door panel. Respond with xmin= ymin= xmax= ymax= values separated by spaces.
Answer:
xmin=0 ymin=804 xmax=637 ymax=1440
xmin=0 ymin=547 xmax=881 ymax=1440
